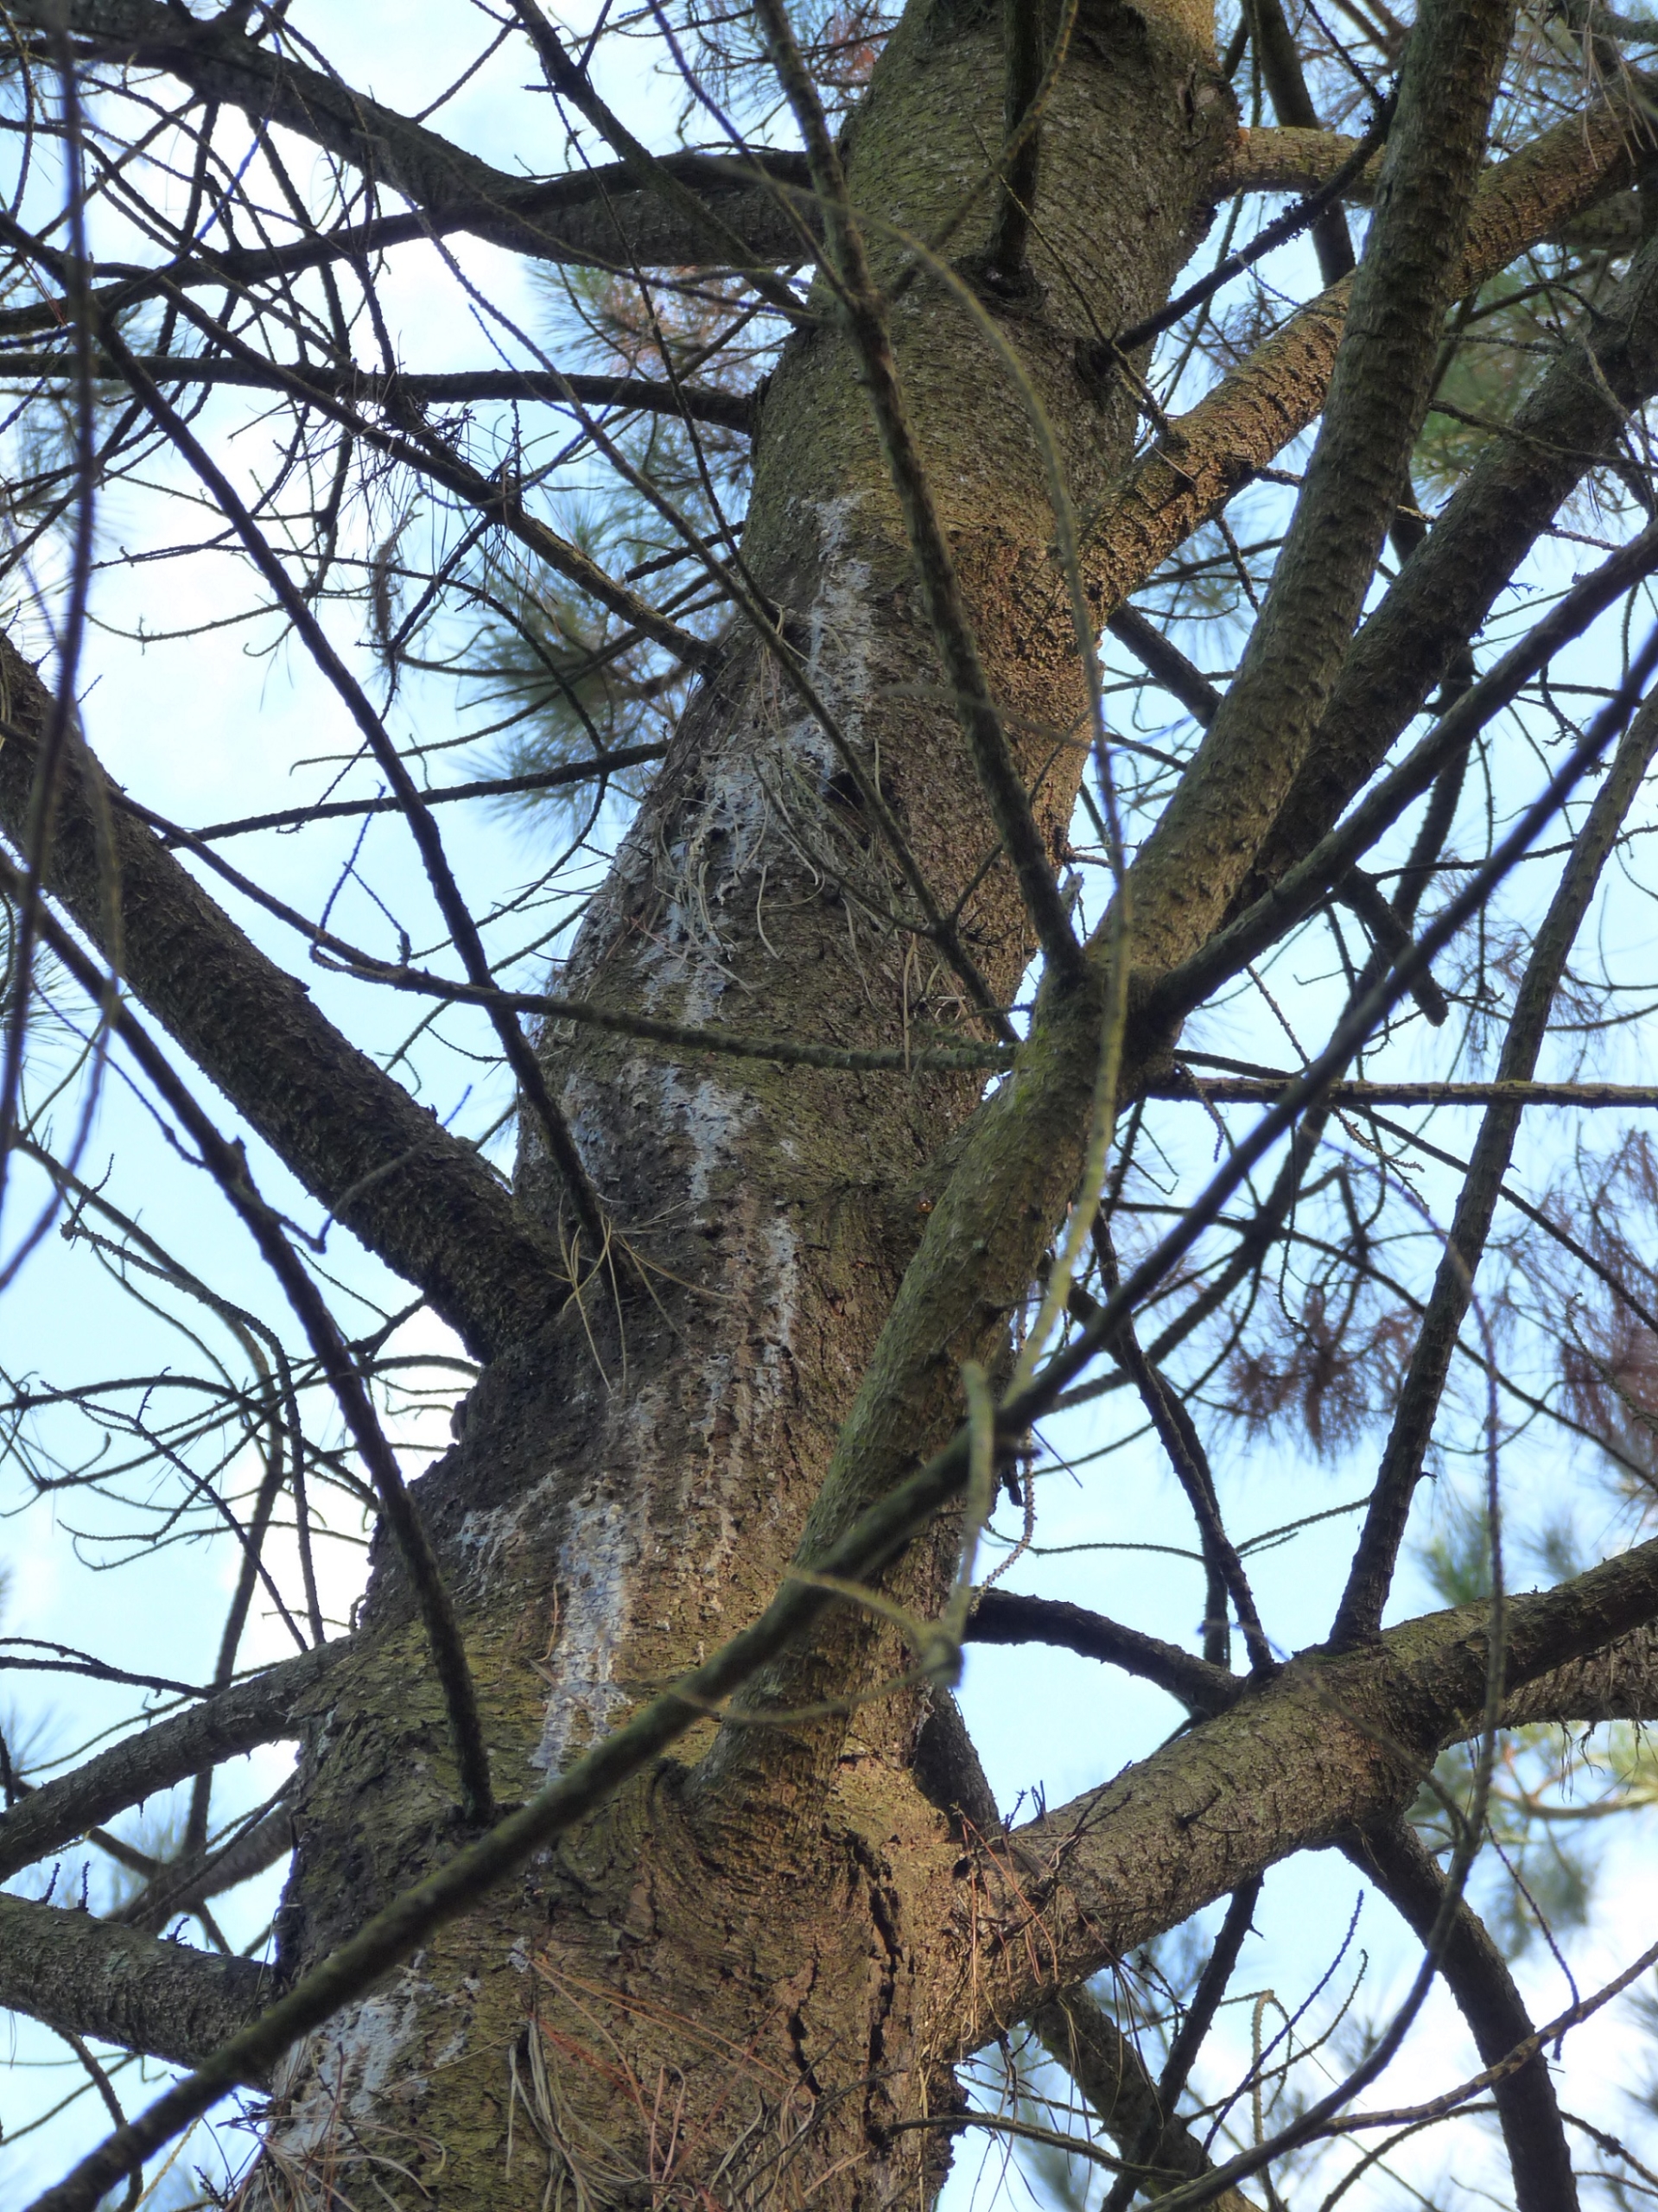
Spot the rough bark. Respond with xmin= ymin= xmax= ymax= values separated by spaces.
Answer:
xmin=944 ymin=1530 xmax=1658 ymax=2048
xmin=239 ymin=2 xmax=1235 ymax=2202
xmin=695 ymin=0 xmax=1515 ymax=1817
xmin=0 ymin=1895 xmax=272 ymax=2078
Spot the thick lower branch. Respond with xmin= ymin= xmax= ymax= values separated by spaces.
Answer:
xmin=966 ymin=1586 xmax=1658 ymax=1739
xmin=1495 ymin=1618 xmax=1658 ymax=1727
xmin=954 ymin=1535 xmax=1658 ymax=2050
xmin=0 ymin=638 xmax=565 ymax=1357
xmin=0 ymin=1642 xmax=342 ymax=1883
xmin=0 ymin=1894 xmax=273 ymax=2077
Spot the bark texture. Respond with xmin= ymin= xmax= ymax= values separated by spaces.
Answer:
xmin=247 ymin=2 xmax=1235 ymax=2202
xmin=0 ymin=1896 xmax=272 ymax=2079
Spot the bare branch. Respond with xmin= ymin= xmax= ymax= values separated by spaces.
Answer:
xmin=0 ymin=151 xmax=812 ymax=346
xmin=966 ymin=1590 xmax=1240 ymax=1715
xmin=114 ymin=1799 xmax=295 ymax=1935
xmin=0 ymin=858 xmax=498 ymax=1826
xmin=1344 ymin=1821 xmax=1578 ymax=2212
xmin=1035 ymin=1986 xmax=1263 ymax=2212
xmin=1154 ymin=520 xmax=1658 ymax=1017
xmin=0 ymin=353 xmax=758 ymax=434
xmin=1101 ymin=1877 xmax=1264 ymax=2212
xmin=505 ymin=0 xmax=807 ymax=323
xmin=1334 ymin=683 xmax=1658 ymax=1646
xmin=10 ymin=0 xmax=815 ymax=283
xmin=159 ymin=743 xmax=670 ymax=845
xmin=1149 ymin=1078 xmax=1658 ymax=1107
xmin=1115 ymin=105 xmax=1380 ymax=354
xmin=99 ymin=328 xmax=613 ymax=1275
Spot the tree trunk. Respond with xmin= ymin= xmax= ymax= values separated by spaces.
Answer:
xmin=21 ymin=3 xmax=1655 ymax=2208
xmin=255 ymin=3 xmax=1229 ymax=2203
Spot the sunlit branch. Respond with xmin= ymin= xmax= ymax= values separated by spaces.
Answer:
xmin=1081 ymin=91 xmax=1647 ymax=623
xmin=1120 ymin=0 xmax=1514 ymax=980
xmin=1237 ymin=201 xmax=1658 ymax=913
